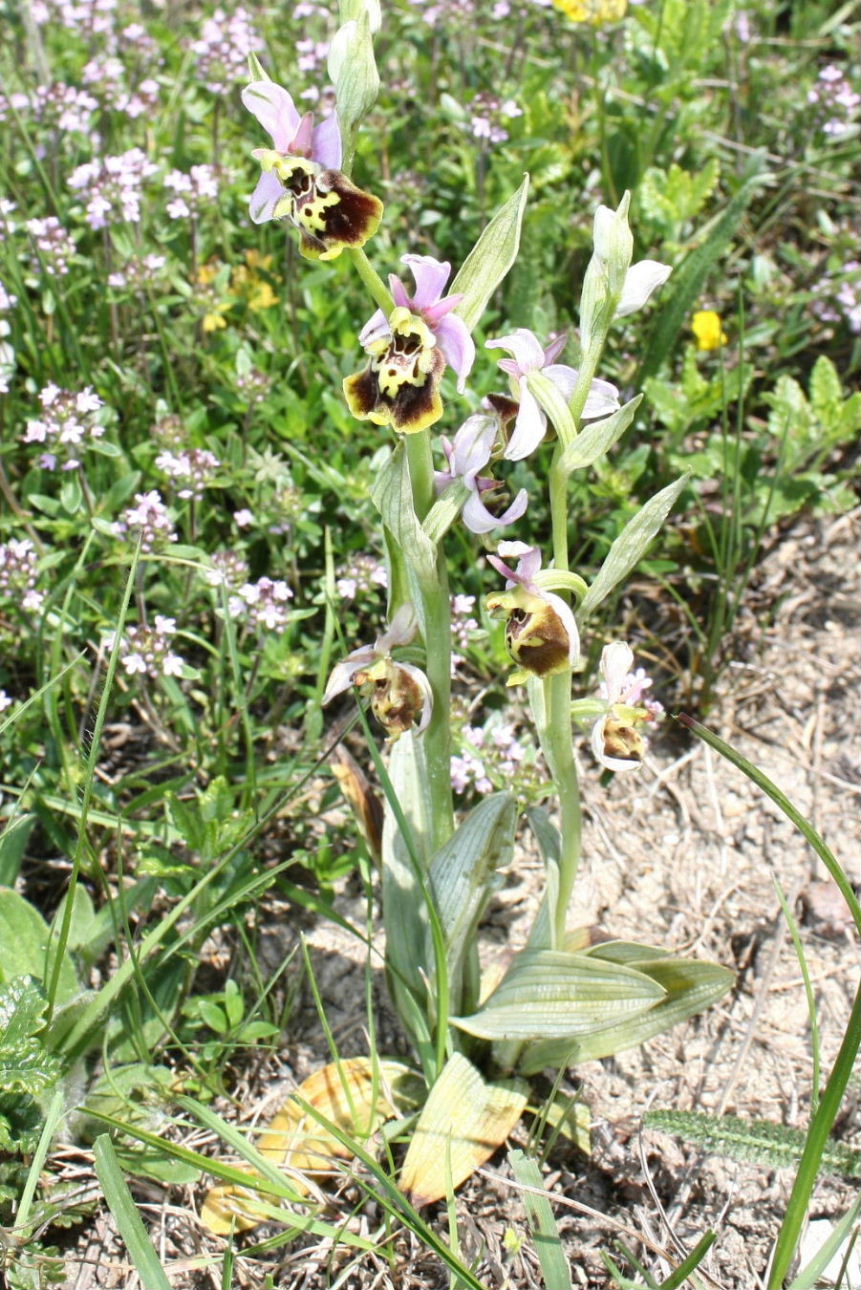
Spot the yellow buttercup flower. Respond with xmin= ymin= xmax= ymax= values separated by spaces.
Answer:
xmin=692 ymin=310 xmax=728 ymax=351
xmin=552 ymin=0 xmax=627 ymax=23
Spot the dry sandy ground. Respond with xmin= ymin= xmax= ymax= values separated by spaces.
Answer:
xmin=61 ymin=508 xmax=859 ymax=1289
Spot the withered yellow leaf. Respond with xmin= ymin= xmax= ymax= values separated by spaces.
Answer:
xmin=401 ymin=1052 xmax=528 ymax=1207
xmin=201 ymin=1057 xmax=414 ymax=1235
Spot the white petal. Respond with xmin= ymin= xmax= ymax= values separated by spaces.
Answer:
xmin=486 ymin=327 xmax=546 ymax=374
xmin=376 ymin=603 xmax=418 ymax=651
xmin=615 ymin=259 xmax=672 ymax=318
xmin=599 ymin=641 xmax=634 ymax=703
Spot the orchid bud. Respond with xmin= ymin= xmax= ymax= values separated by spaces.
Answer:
xmin=328 ymin=11 xmax=380 ymax=148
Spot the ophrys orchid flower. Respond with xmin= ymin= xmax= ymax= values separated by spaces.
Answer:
xmin=242 ymin=79 xmax=383 ymax=261
xmin=323 ymin=604 xmax=432 ymax=740
xmin=435 ymin=413 xmax=528 ymax=534
xmin=486 ymin=328 xmax=620 ymax=460
xmin=590 ymin=641 xmax=663 ymax=771
xmin=486 ymin=542 xmax=580 ymax=684
xmin=343 ymin=255 xmax=475 ymax=434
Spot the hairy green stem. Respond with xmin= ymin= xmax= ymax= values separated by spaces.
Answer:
xmin=349 ymin=247 xmax=395 ymax=316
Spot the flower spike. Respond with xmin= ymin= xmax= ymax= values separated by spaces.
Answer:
xmin=344 ymin=255 xmax=475 ymax=434
xmin=242 ymin=78 xmax=383 ymax=261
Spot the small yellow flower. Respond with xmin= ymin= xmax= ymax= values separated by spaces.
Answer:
xmin=692 ymin=310 xmax=728 ymax=351
xmin=247 ymin=282 xmax=279 ymax=312
xmin=202 ymin=309 xmax=229 ymax=332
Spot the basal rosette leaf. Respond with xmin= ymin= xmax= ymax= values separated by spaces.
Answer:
xmin=451 ymin=948 xmax=665 ymax=1043
xmin=513 ymin=950 xmax=734 ymax=1076
xmin=425 ymin=792 xmax=517 ymax=1010
xmin=400 ymin=1052 xmax=527 ymax=1207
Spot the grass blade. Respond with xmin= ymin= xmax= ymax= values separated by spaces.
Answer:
xmin=92 ymin=1133 xmax=172 ymax=1290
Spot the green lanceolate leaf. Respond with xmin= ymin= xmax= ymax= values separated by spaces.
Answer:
xmin=451 ymin=949 xmax=666 ymax=1043
xmin=450 ymin=177 xmax=530 ymax=333
xmin=426 ymin=792 xmax=516 ymax=1006
xmin=644 ymin=1110 xmax=861 ymax=1179
xmin=370 ymin=443 xmax=437 ymax=582
xmin=514 ymin=955 xmax=733 ymax=1075
xmin=524 ymin=807 xmax=562 ymax=952
xmin=558 ymin=395 xmax=643 ymax=475
xmin=637 ymin=165 xmax=766 ymax=383
xmin=381 ymin=733 xmax=433 ymax=1032
xmin=400 ymin=1051 xmax=528 ymax=1206
xmin=578 ymin=475 xmax=688 ymax=619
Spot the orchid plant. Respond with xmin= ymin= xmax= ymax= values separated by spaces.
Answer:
xmin=205 ymin=1 xmax=733 ymax=1223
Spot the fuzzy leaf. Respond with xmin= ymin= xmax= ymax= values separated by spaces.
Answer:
xmin=558 ymin=394 xmax=643 ymax=474
xmin=645 ymin=1110 xmax=861 ymax=1178
xmin=370 ymin=444 xmax=437 ymax=582
xmin=426 ymin=792 xmax=516 ymax=999
xmin=400 ymin=1052 xmax=527 ymax=1206
xmin=0 ymin=977 xmax=61 ymax=1095
xmin=578 ymin=475 xmax=688 ymax=618
xmin=452 ymin=949 xmax=665 ymax=1042
xmin=450 ymin=177 xmax=530 ymax=332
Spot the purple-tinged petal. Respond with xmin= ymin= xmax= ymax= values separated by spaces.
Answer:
xmin=543 ymin=333 xmax=568 ymax=365
xmin=241 ymin=81 xmax=301 ymax=153
xmin=462 ymin=485 xmax=528 ymax=534
xmin=504 ymin=382 xmax=546 ymax=461
xmin=312 ymin=112 xmax=342 ymax=169
xmin=450 ymin=414 xmax=495 ymax=480
xmin=545 ymin=365 xmax=620 ymax=420
xmin=544 ymin=363 xmax=579 ymax=402
xmin=435 ymin=314 xmax=475 ymax=392
xmin=248 ymin=170 xmax=287 ymax=224
xmin=323 ymin=644 xmax=376 ymax=703
xmin=389 ymin=275 xmax=410 ymax=309
xmin=582 ymin=376 xmax=621 ymax=419
xmin=486 ymin=328 xmax=545 ymax=375
xmin=290 ymin=111 xmax=315 ymax=157
xmin=358 ymin=308 xmax=391 ymax=349
xmin=402 ymin=254 xmax=452 ymax=309
xmin=489 ymin=541 xmax=542 ymax=587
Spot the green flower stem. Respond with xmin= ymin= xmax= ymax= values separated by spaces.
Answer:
xmin=537 ymin=307 xmax=618 ymax=943
xmin=349 ymin=247 xmax=395 ymax=316
xmin=405 ymin=430 xmax=454 ymax=855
